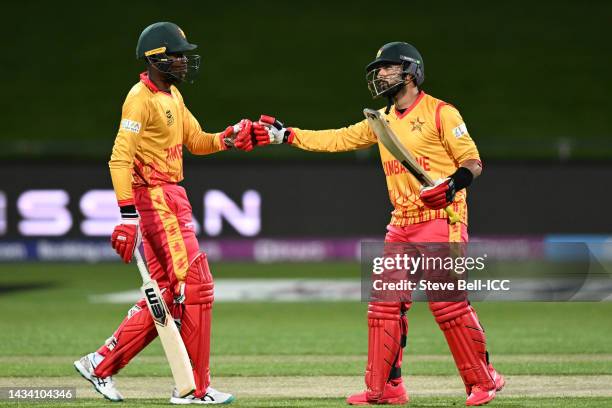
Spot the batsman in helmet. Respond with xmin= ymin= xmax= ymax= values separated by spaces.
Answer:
xmin=74 ymin=22 xmax=253 ymax=404
xmin=242 ymin=42 xmax=505 ymax=406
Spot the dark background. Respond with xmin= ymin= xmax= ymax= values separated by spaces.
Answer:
xmin=2 ymin=0 xmax=611 ymax=161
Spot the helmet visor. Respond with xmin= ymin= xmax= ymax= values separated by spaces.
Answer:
xmin=366 ymin=66 xmax=405 ymax=99
xmin=147 ymin=53 xmax=201 ymax=84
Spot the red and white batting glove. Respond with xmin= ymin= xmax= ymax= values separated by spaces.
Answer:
xmin=252 ymin=121 xmax=272 ymax=146
xmin=221 ymin=119 xmax=253 ymax=150
xmin=232 ymin=119 xmax=255 ymax=151
xmin=419 ymin=167 xmax=475 ymax=210
xmin=110 ymin=208 xmax=140 ymax=263
xmin=419 ymin=178 xmax=456 ymax=210
xmin=254 ymin=115 xmax=294 ymax=146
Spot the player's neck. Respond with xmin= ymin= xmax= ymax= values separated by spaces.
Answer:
xmin=393 ymin=86 xmax=420 ymax=110
xmin=148 ymin=69 xmax=172 ymax=93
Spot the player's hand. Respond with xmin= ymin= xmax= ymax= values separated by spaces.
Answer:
xmin=111 ymin=217 xmax=140 ymax=263
xmin=232 ymin=119 xmax=255 ymax=151
xmin=254 ymin=115 xmax=294 ymax=146
xmin=221 ymin=119 xmax=252 ymax=150
xmin=173 ymin=281 xmax=186 ymax=304
xmin=419 ymin=178 xmax=456 ymax=210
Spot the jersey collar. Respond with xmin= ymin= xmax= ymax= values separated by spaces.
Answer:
xmin=394 ymin=90 xmax=425 ymax=119
xmin=140 ymin=72 xmax=172 ymax=95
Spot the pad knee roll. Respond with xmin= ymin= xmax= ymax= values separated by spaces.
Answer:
xmin=368 ymin=301 xmax=402 ymax=320
xmin=182 ymin=253 xmax=214 ymax=303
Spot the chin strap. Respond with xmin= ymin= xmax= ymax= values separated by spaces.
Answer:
xmin=385 ymin=96 xmax=393 ymax=115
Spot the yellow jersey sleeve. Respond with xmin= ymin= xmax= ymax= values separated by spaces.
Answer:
xmin=108 ymin=93 xmax=148 ymax=206
xmin=182 ymin=106 xmax=227 ymax=155
xmin=437 ymin=104 xmax=480 ymax=165
xmin=291 ymin=119 xmax=377 ymax=152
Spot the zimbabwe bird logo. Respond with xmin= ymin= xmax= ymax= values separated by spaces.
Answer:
xmin=410 ymin=117 xmax=425 ymax=132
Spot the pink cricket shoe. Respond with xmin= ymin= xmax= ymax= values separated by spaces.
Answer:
xmin=465 ymin=365 xmax=505 ymax=406
xmin=489 ymin=364 xmax=506 ymax=392
xmin=465 ymin=385 xmax=496 ymax=406
xmin=346 ymin=379 xmax=408 ymax=405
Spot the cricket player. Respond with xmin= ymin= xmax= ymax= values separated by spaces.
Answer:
xmin=74 ymin=22 xmax=251 ymax=404
xmin=245 ymin=42 xmax=505 ymax=406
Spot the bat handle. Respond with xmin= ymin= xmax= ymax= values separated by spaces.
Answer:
xmin=444 ymin=206 xmax=461 ymax=225
xmin=133 ymin=246 xmax=151 ymax=284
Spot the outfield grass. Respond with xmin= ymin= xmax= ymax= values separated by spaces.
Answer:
xmin=1 ymin=262 xmax=611 ymax=406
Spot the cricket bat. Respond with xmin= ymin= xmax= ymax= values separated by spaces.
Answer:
xmin=134 ymin=248 xmax=196 ymax=397
xmin=363 ymin=108 xmax=461 ymax=224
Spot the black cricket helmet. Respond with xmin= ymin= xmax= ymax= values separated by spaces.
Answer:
xmin=136 ymin=22 xmax=201 ymax=83
xmin=366 ymin=42 xmax=424 ymax=98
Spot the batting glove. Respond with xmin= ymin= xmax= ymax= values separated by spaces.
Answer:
xmin=111 ymin=208 xmax=140 ymax=263
xmin=221 ymin=119 xmax=252 ymax=150
xmin=419 ymin=167 xmax=474 ymax=210
xmin=232 ymin=119 xmax=255 ymax=151
xmin=254 ymin=115 xmax=294 ymax=146
xmin=420 ymin=178 xmax=456 ymax=210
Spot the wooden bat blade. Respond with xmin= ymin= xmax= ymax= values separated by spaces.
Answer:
xmin=142 ymin=280 xmax=196 ymax=398
xmin=363 ymin=108 xmax=435 ymax=186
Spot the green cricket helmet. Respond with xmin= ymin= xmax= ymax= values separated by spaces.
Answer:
xmin=136 ymin=22 xmax=200 ymax=83
xmin=366 ymin=42 xmax=424 ymax=99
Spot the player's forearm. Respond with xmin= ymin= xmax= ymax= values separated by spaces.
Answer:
xmin=185 ymin=131 xmax=229 ymax=155
xmin=109 ymin=142 xmax=137 ymax=205
xmin=109 ymin=166 xmax=135 ymax=205
xmin=108 ymin=130 xmax=142 ymax=203
xmin=292 ymin=128 xmax=371 ymax=153
xmin=459 ymin=159 xmax=482 ymax=180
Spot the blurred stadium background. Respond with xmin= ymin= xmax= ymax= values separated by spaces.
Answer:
xmin=1 ymin=1 xmax=611 ymax=406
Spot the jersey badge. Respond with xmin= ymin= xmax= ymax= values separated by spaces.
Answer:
xmin=410 ymin=117 xmax=425 ymax=133
xmin=166 ymin=110 xmax=174 ymax=126
xmin=452 ymin=123 xmax=468 ymax=138
xmin=120 ymin=119 xmax=141 ymax=134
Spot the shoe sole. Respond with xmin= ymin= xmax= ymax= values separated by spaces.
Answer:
xmin=466 ymin=390 xmax=496 ymax=406
xmin=169 ymin=396 xmax=192 ymax=405
xmin=73 ymin=360 xmax=123 ymax=402
xmin=170 ymin=394 xmax=235 ymax=405
xmin=495 ymin=375 xmax=506 ymax=392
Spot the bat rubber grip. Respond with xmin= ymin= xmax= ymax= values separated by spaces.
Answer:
xmin=444 ymin=206 xmax=461 ymax=225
